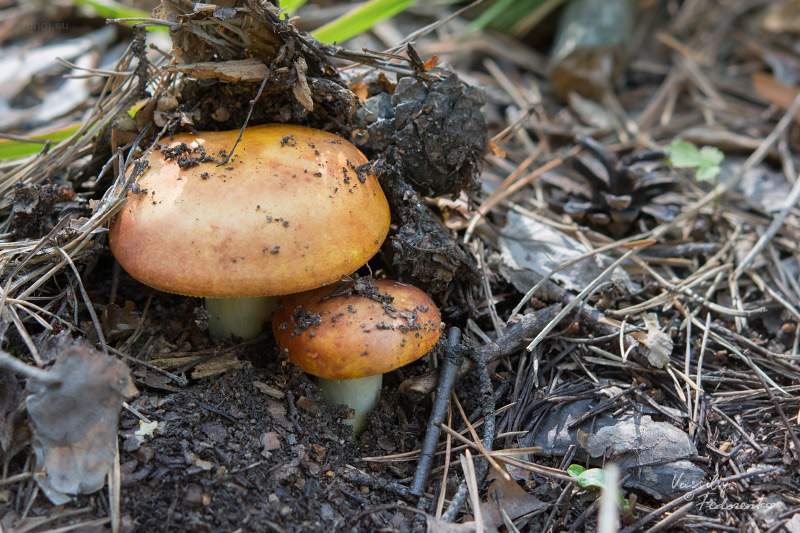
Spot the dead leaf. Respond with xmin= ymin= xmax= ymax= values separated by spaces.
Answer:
xmin=377 ymin=73 xmax=396 ymax=94
xmin=426 ymin=517 xmax=477 ymax=532
xmin=167 ymin=58 xmax=269 ymax=82
xmin=480 ymin=466 xmax=545 ymax=528
xmin=191 ymin=353 xmax=245 ymax=379
xmin=752 ymin=73 xmax=800 ymax=122
xmin=763 ymin=0 xmax=800 ymax=34
xmin=437 ymin=195 xmax=475 ymax=230
xmin=487 ymin=139 xmax=506 ymax=158
xmin=252 ymin=381 xmax=285 ymax=399
xmin=500 ymin=211 xmax=638 ymax=293
xmin=423 ymin=55 xmax=439 ymax=70
xmin=629 ymin=313 xmax=672 ymax=368
xmin=0 ymin=373 xmax=30 ymax=466
xmin=296 ymin=396 xmax=319 ymax=415
xmin=528 ymin=399 xmax=704 ymax=500
xmin=25 ymin=342 xmax=137 ymax=504
xmin=350 ymin=81 xmax=369 ymax=100
xmin=261 ymin=432 xmax=281 ymax=452
xmin=292 ymin=57 xmax=314 ymax=112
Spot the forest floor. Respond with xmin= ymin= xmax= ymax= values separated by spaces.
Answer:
xmin=3 ymin=1 xmax=800 ymax=532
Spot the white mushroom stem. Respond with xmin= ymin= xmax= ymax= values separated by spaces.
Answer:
xmin=204 ymin=296 xmax=277 ymax=339
xmin=316 ymin=374 xmax=383 ymax=435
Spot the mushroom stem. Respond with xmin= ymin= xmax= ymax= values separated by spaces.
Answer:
xmin=316 ymin=374 xmax=383 ymax=435
xmin=205 ymin=296 xmax=276 ymax=339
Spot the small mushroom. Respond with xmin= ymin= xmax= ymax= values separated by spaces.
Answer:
xmin=109 ymin=124 xmax=390 ymax=339
xmin=273 ymin=279 xmax=442 ymax=434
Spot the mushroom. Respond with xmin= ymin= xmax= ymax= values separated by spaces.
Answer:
xmin=273 ymin=279 xmax=442 ymax=434
xmin=109 ymin=124 xmax=390 ymax=339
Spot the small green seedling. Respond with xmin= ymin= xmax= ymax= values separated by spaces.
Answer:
xmin=567 ymin=464 xmax=633 ymax=515
xmin=667 ymin=139 xmax=724 ymax=182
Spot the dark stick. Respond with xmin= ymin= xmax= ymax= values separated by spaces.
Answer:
xmin=399 ymin=305 xmax=561 ymax=400
xmin=410 ymin=328 xmax=463 ymax=497
xmin=441 ymin=342 xmax=496 ymax=522
xmin=345 ymin=471 xmax=419 ymax=501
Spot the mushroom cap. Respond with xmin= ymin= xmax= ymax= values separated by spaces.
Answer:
xmin=273 ymin=280 xmax=442 ymax=380
xmin=109 ymin=124 xmax=390 ymax=297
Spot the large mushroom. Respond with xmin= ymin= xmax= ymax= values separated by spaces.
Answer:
xmin=273 ymin=279 xmax=442 ymax=434
xmin=109 ymin=124 xmax=390 ymax=339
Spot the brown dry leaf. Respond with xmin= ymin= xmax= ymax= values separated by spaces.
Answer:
xmin=252 ymin=381 xmax=285 ymax=399
xmin=350 ymin=81 xmax=369 ymax=100
xmin=629 ymin=313 xmax=672 ymax=368
xmin=190 ymin=353 xmax=245 ymax=379
xmin=763 ymin=0 xmax=800 ymax=34
xmin=377 ymin=73 xmax=396 ymax=94
xmin=0 ymin=373 xmax=30 ymax=466
xmin=25 ymin=342 xmax=137 ymax=504
xmin=487 ymin=139 xmax=506 ymax=158
xmin=167 ymin=59 xmax=269 ymax=82
xmin=292 ymin=57 xmax=314 ymax=112
xmin=752 ymin=73 xmax=800 ymax=122
xmin=423 ymin=55 xmax=439 ymax=70
xmin=480 ymin=465 xmax=545 ymax=529
xmin=102 ymin=300 xmax=139 ymax=339
xmin=261 ymin=432 xmax=281 ymax=452
xmin=426 ymin=517 xmax=477 ymax=532
xmin=437 ymin=195 xmax=475 ymax=230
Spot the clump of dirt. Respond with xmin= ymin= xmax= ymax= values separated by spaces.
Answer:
xmin=357 ymin=68 xmax=488 ymax=197
xmin=281 ymin=309 xmax=322 ymax=337
xmin=321 ymin=277 xmax=394 ymax=306
xmin=178 ymin=77 xmax=359 ymax=136
xmin=144 ymin=1 xmax=359 ymax=139
xmin=159 ymin=142 xmax=223 ymax=169
xmin=377 ymin=168 xmax=479 ymax=296
xmin=10 ymin=182 xmax=83 ymax=239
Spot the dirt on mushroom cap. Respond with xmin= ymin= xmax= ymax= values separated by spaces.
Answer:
xmin=273 ymin=279 xmax=442 ymax=380
xmin=108 ymin=124 xmax=390 ymax=298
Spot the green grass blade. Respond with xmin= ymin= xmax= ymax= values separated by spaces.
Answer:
xmin=280 ymin=0 xmax=309 ymax=16
xmin=312 ymin=0 xmax=418 ymax=44
xmin=72 ymin=0 xmax=151 ymax=20
xmin=0 ymin=124 xmax=83 ymax=161
xmin=467 ymin=0 xmax=517 ymax=32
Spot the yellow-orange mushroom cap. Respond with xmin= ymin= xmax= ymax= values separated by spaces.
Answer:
xmin=109 ymin=124 xmax=390 ymax=298
xmin=273 ymin=280 xmax=442 ymax=380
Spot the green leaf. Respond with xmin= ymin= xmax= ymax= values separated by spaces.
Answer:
xmin=667 ymin=139 xmax=724 ymax=182
xmin=573 ymin=467 xmax=606 ymax=490
xmin=567 ymin=464 xmax=586 ymax=478
xmin=567 ymin=464 xmax=605 ymax=490
xmin=312 ymin=0 xmax=419 ymax=44
xmin=280 ymin=0 xmax=308 ymax=16
xmin=667 ymin=139 xmax=702 ymax=168
xmin=567 ymin=464 xmax=632 ymax=513
xmin=696 ymin=164 xmax=721 ymax=182
xmin=699 ymin=145 xmax=724 ymax=166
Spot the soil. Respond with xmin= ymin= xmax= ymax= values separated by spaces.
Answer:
xmin=106 ymin=268 xmax=461 ymax=532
